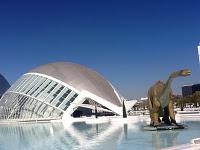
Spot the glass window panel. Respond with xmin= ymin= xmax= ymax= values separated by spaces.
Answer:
xmin=33 ymin=80 xmax=51 ymax=98
xmin=20 ymin=75 xmax=36 ymax=93
xmin=23 ymin=75 xmax=39 ymax=94
xmin=25 ymin=78 xmax=40 ymax=95
xmin=32 ymin=101 xmax=42 ymax=116
xmin=29 ymin=78 xmax=47 ymax=96
xmin=47 ymin=83 xmax=58 ymax=94
xmin=40 ymin=105 xmax=48 ymax=115
xmin=60 ymin=92 xmax=78 ymax=111
xmin=22 ymin=98 xmax=31 ymax=119
xmin=44 ymin=84 xmax=62 ymax=103
xmin=18 ymin=96 xmax=28 ymax=107
xmin=27 ymin=77 xmax=45 ymax=95
xmin=38 ymin=81 xmax=57 ymax=100
xmin=18 ymin=75 xmax=35 ymax=92
xmin=8 ymin=75 xmax=25 ymax=91
xmin=51 ymin=87 xmax=70 ymax=106
xmin=43 ymin=106 xmax=53 ymax=118
xmin=25 ymin=98 xmax=35 ymax=111
xmin=14 ymin=75 xmax=28 ymax=92
xmin=55 ymin=89 xmax=71 ymax=107
xmin=29 ymin=99 xmax=39 ymax=119
xmin=49 ymin=86 xmax=64 ymax=104
xmin=29 ymin=99 xmax=37 ymax=110
xmin=37 ymin=103 xmax=47 ymax=116
xmin=34 ymin=101 xmax=43 ymax=115
xmin=25 ymin=98 xmax=35 ymax=119
xmin=7 ymin=94 xmax=18 ymax=108
xmin=12 ymin=75 xmax=26 ymax=91
xmin=16 ymin=96 xmax=29 ymax=119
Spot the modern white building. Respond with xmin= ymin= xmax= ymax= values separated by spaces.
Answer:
xmin=0 ymin=62 xmax=134 ymax=122
xmin=198 ymin=43 xmax=200 ymax=63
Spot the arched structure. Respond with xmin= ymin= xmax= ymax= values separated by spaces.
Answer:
xmin=0 ymin=62 xmax=124 ymax=121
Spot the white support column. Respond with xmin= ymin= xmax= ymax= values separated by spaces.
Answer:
xmin=198 ymin=43 xmax=200 ymax=64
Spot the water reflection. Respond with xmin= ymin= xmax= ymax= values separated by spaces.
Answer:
xmin=0 ymin=120 xmax=199 ymax=150
xmin=64 ymin=122 xmax=123 ymax=150
xmin=151 ymin=131 xmax=179 ymax=149
xmin=123 ymin=124 xmax=128 ymax=140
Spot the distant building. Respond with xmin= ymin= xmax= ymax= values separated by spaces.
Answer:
xmin=182 ymin=84 xmax=200 ymax=96
xmin=182 ymin=85 xmax=193 ymax=96
xmin=0 ymin=74 xmax=10 ymax=98
xmin=140 ymin=97 xmax=148 ymax=101
xmin=192 ymin=84 xmax=200 ymax=94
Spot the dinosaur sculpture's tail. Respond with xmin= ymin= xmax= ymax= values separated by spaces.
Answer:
xmin=147 ymin=90 xmax=153 ymax=111
xmin=148 ymin=96 xmax=153 ymax=110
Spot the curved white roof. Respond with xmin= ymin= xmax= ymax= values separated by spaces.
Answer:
xmin=29 ymin=62 xmax=122 ymax=107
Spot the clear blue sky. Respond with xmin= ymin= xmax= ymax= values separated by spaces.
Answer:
xmin=0 ymin=0 xmax=200 ymax=99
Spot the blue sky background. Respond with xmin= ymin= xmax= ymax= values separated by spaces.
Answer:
xmin=0 ymin=0 xmax=200 ymax=99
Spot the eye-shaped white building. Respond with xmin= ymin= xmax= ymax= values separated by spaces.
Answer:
xmin=0 ymin=62 xmax=128 ymax=121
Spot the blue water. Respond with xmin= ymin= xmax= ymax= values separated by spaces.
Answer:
xmin=0 ymin=120 xmax=199 ymax=150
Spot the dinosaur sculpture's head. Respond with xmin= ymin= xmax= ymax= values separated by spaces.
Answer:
xmin=179 ymin=69 xmax=191 ymax=76
xmin=170 ymin=69 xmax=191 ymax=78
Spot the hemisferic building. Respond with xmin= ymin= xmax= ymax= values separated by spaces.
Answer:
xmin=0 ymin=62 xmax=130 ymax=122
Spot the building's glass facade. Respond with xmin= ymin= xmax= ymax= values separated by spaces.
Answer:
xmin=0 ymin=73 xmax=79 ymax=121
xmin=182 ymin=84 xmax=200 ymax=97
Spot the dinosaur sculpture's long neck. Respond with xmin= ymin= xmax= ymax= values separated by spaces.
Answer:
xmin=163 ymin=76 xmax=174 ymax=92
xmin=163 ymin=71 xmax=181 ymax=93
xmin=160 ymin=71 xmax=180 ymax=108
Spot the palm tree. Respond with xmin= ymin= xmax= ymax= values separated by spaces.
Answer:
xmin=192 ymin=91 xmax=200 ymax=107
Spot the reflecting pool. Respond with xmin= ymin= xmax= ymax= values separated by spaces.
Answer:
xmin=0 ymin=119 xmax=199 ymax=150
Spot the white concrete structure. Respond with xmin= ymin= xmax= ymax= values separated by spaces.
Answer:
xmin=0 ymin=62 xmax=132 ymax=121
xmin=198 ymin=43 xmax=200 ymax=64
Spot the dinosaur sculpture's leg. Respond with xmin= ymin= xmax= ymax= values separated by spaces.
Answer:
xmin=162 ymin=107 xmax=171 ymax=125
xmin=151 ymin=98 xmax=161 ymax=126
xmin=168 ymin=99 xmax=176 ymax=125
xmin=149 ymin=112 xmax=154 ymax=126
xmin=148 ymin=96 xmax=155 ymax=126
xmin=149 ymin=109 xmax=160 ymax=126
xmin=152 ymin=112 xmax=160 ymax=126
